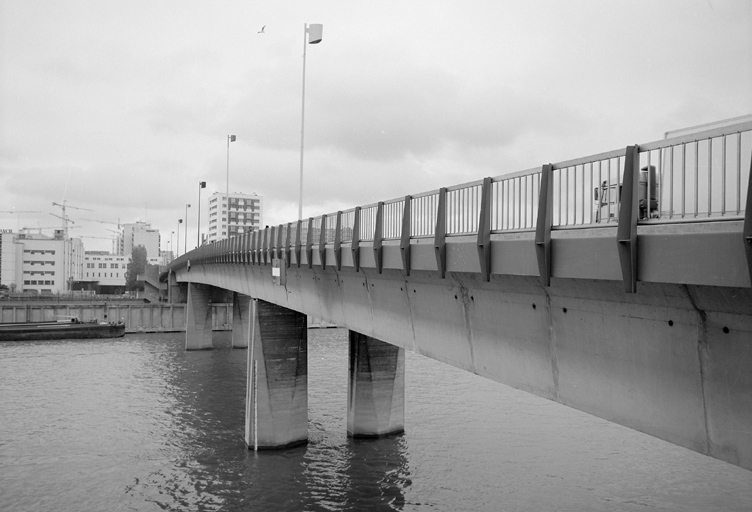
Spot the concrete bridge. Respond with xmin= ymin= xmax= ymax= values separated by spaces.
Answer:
xmin=166 ymin=118 xmax=752 ymax=470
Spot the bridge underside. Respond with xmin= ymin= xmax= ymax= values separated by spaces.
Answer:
xmin=176 ymin=258 xmax=751 ymax=471
xmin=172 ymin=219 xmax=752 ymax=471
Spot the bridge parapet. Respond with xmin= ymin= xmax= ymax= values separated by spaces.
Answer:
xmin=169 ymin=119 xmax=752 ymax=290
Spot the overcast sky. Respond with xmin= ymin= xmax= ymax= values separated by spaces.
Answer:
xmin=1 ymin=0 xmax=751 ymax=254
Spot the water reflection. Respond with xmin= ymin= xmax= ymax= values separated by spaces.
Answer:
xmin=2 ymin=330 xmax=751 ymax=512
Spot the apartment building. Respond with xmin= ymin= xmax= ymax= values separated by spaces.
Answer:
xmin=206 ymin=192 xmax=263 ymax=243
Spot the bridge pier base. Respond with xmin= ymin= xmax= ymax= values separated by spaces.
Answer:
xmin=245 ymin=300 xmax=308 ymax=450
xmin=231 ymin=292 xmax=251 ymax=349
xmin=185 ymin=283 xmax=213 ymax=351
xmin=347 ymin=331 xmax=405 ymax=438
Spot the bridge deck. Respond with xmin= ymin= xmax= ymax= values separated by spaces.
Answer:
xmin=167 ymin=119 xmax=752 ymax=470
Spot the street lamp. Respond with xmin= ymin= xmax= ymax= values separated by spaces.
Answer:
xmin=299 ymin=23 xmax=323 ymax=221
xmin=170 ymin=231 xmax=174 ymax=258
xmin=197 ymin=181 xmax=206 ymax=246
xmin=184 ymin=204 xmax=191 ymax=253
xmin=227 ymin=135 xmax=236 ymax=230
xmin=177 ymin=219 xmax=182 ymax=257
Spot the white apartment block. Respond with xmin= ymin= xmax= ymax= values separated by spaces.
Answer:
xmin=0 ymin=229 xmax=84 ymax=294
xmin=207 ymin=192 xmax=263 ymax=243
xmin=119 ymin=221 xmax=161 ymax=259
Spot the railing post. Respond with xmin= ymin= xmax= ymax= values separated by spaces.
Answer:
xmin=535 ymin=165 xmax=554 ymax=287
xmin=251 ymin=230 xmax=257 ymax=265
xmin=617 ymin=145 xmax=640 ymax=293
xmin=277 ymin=224 xmax=284 ymax=262
xmin=352 ymin=207 xmax=361 ymax=273
xmin=476 ymin=177 xmax=492 ymax=282
xmin=334 ymin=211 xmax=342 ymax=271
xmin=319 ymin=214 xmax=327 ymax=270
xmin=268 ymin=226 xmax=276 ymax=264
xmin=374 ymin=202 xmax=384 ymax=274
xmin=262 ymin=227 xmax=269 ymax=265
xmin=400 ymin=196 xmax=411 ymax=276
xmin=743 ymin=148 xmax=752 ymax=286
xmin=306 ymin=217 xmax=314 ymax=269
xmin=434 ymin=188 xmax=447 ymax=278
xmin=295 ymin=219 xmax=302 ymax=268
xmin=245 ymin=231 xmax=251 ymax=265
xmin=285 ymin=222 xmax=292 ymax=269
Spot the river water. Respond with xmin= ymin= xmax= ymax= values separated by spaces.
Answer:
xmin=1 ymin=329 xmax=750 ymax=512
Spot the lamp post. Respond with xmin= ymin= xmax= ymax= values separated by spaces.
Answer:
xmin=197 ymin=181 xmax=206 ymax=246
xmin=177 ymin=220 xmax=182 ymax=257
xmin=184 ymin=204 xmax=191 ymax=253
xmin=170 ymin=231 xmax=174 ymax=259
xmin=299 ymin=23 xmax=323 ymax=221
xmin=227 ymin=135 xmax=236 ymax=237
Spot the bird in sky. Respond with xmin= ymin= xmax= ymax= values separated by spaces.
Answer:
xmin=258 ymin=25 xmax=266 ymax=34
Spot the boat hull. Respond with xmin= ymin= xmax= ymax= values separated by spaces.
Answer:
xmin=0 ymin=322 xmax=126 ymax=342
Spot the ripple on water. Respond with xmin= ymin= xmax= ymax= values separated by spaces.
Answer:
xmin=1 ymin=329 xmax=751 ymax=512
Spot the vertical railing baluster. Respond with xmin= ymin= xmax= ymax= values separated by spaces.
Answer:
xmin=737 ymin=131 xmax=742 ymax=215
xmin=708 ymin=138 xmax=713 ymax=217
xmin=670 ymin=147 xmax=674 ymax=219
xmin=722 ymin=135 xmax=727 ymax=216
xmin=694 ymin=141 xmax=699 ymax=217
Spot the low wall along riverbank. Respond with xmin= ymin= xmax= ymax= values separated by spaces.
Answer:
xmin=0 ymin=303 xmax=227 ymax=333
xmin=0 ymin=302 xmax=335 ymax=333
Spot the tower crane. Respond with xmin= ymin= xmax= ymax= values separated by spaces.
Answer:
xmin=0 ymin=210 xmax=41 ymax=231
xmin=81 ymin=218 xmax=122 ymax=230
xmin=52 ymin=201 xmax=93 ymax=235
xmin=81 ymin=219 xmax=123 ymax=253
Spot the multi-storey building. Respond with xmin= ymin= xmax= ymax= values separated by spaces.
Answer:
xmin=0 ymin=229 xmax=15 ymax=292
xmin=0 ymin=229 xmax=84 ymax=294
xmin=206 ymin=192 xmax=263 ymax=243
xmin=76 ymin=251 xmax=161 ymax=294
xmin=119 ymin=222 xmax=161 ymax=259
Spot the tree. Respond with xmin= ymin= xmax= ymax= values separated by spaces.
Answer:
xmin=125 ymin=245 xmax=148 ymax=291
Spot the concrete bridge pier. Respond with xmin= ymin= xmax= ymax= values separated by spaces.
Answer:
xmin=245 ymin=299 xmax=308 ymax=450
xmin=231 ymin=292 xmax=252 ymax=349
xmin=347 ymin=331 xmax=405 ymax=438
xmin=185 ymin=283 xmax=214 ymax=351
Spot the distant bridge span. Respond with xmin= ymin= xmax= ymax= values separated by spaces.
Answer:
xmin=167 ymin=119 xmax=752 ymax=470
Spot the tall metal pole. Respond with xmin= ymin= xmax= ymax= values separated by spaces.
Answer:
xmin=177 ymin=220 xmax=182 ymax=257
xmin=197 ymin=181 xmax=206 ymax=247
xmin=299 ymin=23 xmax=308 ymax=221
xmin=227 ymin=135 xmax=235 ymax=238
xmin=184 ymin=204 xmax=191 ymax=254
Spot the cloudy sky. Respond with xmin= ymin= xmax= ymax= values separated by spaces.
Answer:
xmin=1 ymin=0 xmax=750 ymax=254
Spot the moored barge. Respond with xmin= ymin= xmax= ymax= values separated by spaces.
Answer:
xmin=0 ymin=318 xmax=126 ymax=341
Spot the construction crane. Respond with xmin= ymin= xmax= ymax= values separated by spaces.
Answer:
xmin=52 ymin=201 xmax=93 ymax=235
xmin=81 ymin=218 xmax=122 ymax=253
xmin=81 ymin=217 xmax=122 ymax=230
xmin=81 ymin=233 xmax=119 ymax=253
xmin=20 ymin=225 xmax=82 ymax=235
xmin=0 ymin=210 xmax=41 ymax=231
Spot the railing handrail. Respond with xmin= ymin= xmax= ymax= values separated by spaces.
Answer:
xmin=169 ymin=119 xmax=751 ymax=273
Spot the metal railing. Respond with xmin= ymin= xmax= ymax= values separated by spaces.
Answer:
xmin=639 ymin=126 xmax=752 ymax=221
xmin=172 ymin=119 xmax=751 ymax=269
